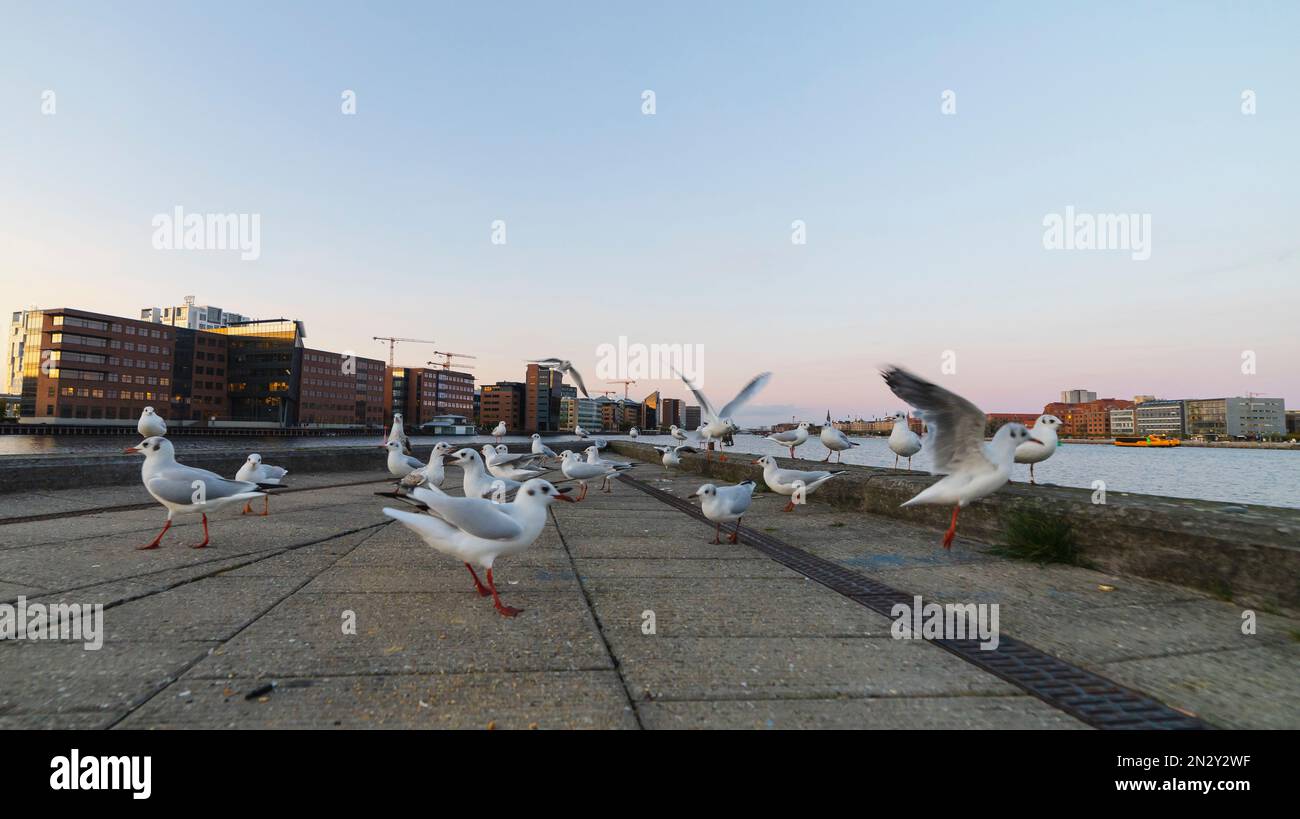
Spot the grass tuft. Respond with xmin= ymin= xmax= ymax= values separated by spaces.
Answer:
xmin=990 ymin=509 xmax=1081 ymax=565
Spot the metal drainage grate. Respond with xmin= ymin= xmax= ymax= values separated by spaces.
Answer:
xmin=619 ymin=474 xmax=1208 ymax=731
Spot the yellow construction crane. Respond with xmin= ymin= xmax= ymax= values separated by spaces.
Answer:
xmin=428 ymin=351 xmax=478 ymax=370
xmin=607 ymin=380 xmax=637 ymax=399
xmin=372 ymin=336 xmax=436 ymax=368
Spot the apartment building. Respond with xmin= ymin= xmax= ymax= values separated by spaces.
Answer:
xmin=389 ymin=366 xmax=476 ymax=428
xmin=684 ymin=405 xmax=701 ymax=429
xmin=659 ymin=398 xmax=684 ymax=431
xmin=1109 ymin=408 xmax=1136 ymax=435
xmin=560 ymin=396 xmax=602 ymax=432
xmin=140 ymin=298 xmax=251 ymax=331
xmin=1135 ymin=399 xmax=1186 ymax=437
xmin=525 ymin=363 xmax=564 ymax=432
xmin=481 ymin=381 xmax=525 ymax=432
xmin=1185 ymin=397 xmax=1286 ymax=439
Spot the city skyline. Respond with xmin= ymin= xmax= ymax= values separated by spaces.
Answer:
xmin=3 ymin=3 xmax=1298 ymax=425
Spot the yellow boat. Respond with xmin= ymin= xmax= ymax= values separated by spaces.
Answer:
xmin=1114 ymin=435 xmax=1181 ymax=447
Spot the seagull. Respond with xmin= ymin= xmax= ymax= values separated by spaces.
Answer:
xmin=1015 ymin=414 xmax=1062 ymax=484
xmin=669 ymin=425 xmax=689 ymax=443
xmin=654 ymin=444 xmax=696 ymax=469
xmin=384 ymin=440 xmax=425 ymax=478
xmin=528 ymin=358 xmax=589 ymax=398
xmin=690 ymin=480 xmax=756 ymax=544
xmin=490 ymin=421 xmax=507 ymax=443
xmin=235 ymin=453 xmax=288 ymax=516
xmin=387 ymin=413 xmax=412 ymax=455
xmin=629 ymin=427 xmax=639 ymax=439
xmin=678 ymin=371 xmax=772 ymax=461
xmin=889 ymin=412 xmax=923 ymax=470
xmin=882 ymin=366 xmax=1040 ymax=550
xmin=584 ymin=445 xmax=629 ymax=468
xmin=125 ymin=437 xmax=267 ymax=549
xmin=449 ymin=448 xmax=522 ymax=499
xmin=382 ymin=479 xmax=575 ymax=617
xmin=560 ymin=450 xmax=633 ymax=499
xmin=399 ymin=441 xmax=455 ymax=489
xmin=574 ymin=424 xmax=590 ymax=439
xmin=819 ymin=418 xmax=860 ymax=463
xmin=591 ymin=437 xmax=608 ymax=450
xmin=753 ymin=455 xmax=844 ymax=512
xmin=530 ymin=433 xmax=559 ymax=460
xmin=766 ymin=422 xmax=811 ymax=459
xmin=481 ymin=444 xmax=548 ymax=481
xmin=137 ymin=406 xmax=167 ymax=438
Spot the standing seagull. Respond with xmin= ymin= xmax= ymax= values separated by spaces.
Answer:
xmin=138 ymin=406 xmax=167 ymax=438
xmin=384 ymin=440 xmax=425 ymax=479
xmin=449 ymin=448 xmax=522 ymax=499
xmin=819 ymin=416 xmax=860 ymax=463
xmin=766 ymin=422 xmax=811 ymax=459
xmin=235 ymin=453 xmax=288 ymax=516
xmin=889 ymin=412 xmax=923 ymax=470
xmin=125 ymin=437 xmax=266 ymax=549
xmin=482 ymin=444 xmax=547 ymax=481
xmin=400 ymin=441 xmax=455 ymax=489
xmin=690 ymin=480 xmax=756 ymax=544
xmin=754 ymin=455 xmax=844 ymax=512
xmin=560 ymin=450 xmax=633 ymax=499
xmin=629 ymin=427 xmax=639 ymax=439
xmin=528 ymin=358 xmax=590 ymax=398
xmin=882 ymin=366 xmax=1040 ymax=550
xmin=656 ymin=444 xmax=695 ymax=469
xmin=669 ymin=425 xmax=690 ymax=444
xmin=574 ymin=424 xmax=590 ymax=439
xmin=1015 ymin=414 xmax=1062 ymax=484
xmin=530 ymin=433 xmax=559 ymax=461
xmin=387 ymin=413 xmax=412 ymax=455
xmin=678 ymin=371 xmax=772 ymax=461
xmin=382 ymin=479 xmax=574 ymax=617
xmin=490 ymin=420 xmax=507 ymax=443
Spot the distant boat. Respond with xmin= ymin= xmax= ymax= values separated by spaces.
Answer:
xmin=419 ymin=415 xmax=477 ymax=436
xmin=1114 ymin=435 xmax=1181 ymax=448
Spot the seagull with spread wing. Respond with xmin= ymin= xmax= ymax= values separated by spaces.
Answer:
xmin=528 ymin=358 xmax=590 ymax=398
xmin=882 ymin=366 xmax=1040 ymax=550
xmin=678 ymin=371 xmax=772 ymax=461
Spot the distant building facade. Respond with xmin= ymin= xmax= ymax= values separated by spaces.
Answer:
xmin=1059 ymin=389 xmax=1098 ymax=404
xmin=140 ymin=298 xmax=252 ymax=330
xmin=684 ymin=404 xmax=701 ymax=429
xmin=481 ymin=381 xmax=525 ymax=432
xmin=525 ymin=363 xmax=564 ymax=432
xmin=1109 ymin=408 xmax=1136 ymax=435
xmin=1135 ymin=399 xmax=1185 ymax=437
xmin=1185 ymin=397 xmax=1286 ymax=439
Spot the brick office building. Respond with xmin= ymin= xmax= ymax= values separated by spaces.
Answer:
xmin=480 ymin=381 xmax=525 ymax=432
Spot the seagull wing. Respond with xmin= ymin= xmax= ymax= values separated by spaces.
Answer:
xmin=408 ymin=486 xmax=523 ymax=540
xmin=679 ymin=374 xmax=718 ymax=421
xmin=718 ymin=372 xmax=772 ymax=419
xmin=565 ymin=365 xmax=590 ymax=398
xmin=881 ymin=366 xmax=986 ymax=475
xmin=148 ymin=470 xmax=261 ymax=504
xmin=767 ymin=430 xmax=799 ymax=443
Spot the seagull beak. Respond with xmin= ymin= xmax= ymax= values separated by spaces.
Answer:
xmin=687 ymin=492 xmax=698 ymax=498
xmin=751 ymin=460 xmax=761 ymax=465
xmin=123 ymin=446 xmax=140 ymax=454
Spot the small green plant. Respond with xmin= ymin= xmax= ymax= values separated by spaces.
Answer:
xmin=990 ymin=509 xmax=1081 ymax=565
xmin=1207 ymin=578 xmax=1233 ymax=602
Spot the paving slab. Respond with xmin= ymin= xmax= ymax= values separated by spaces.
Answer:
xmin=639 ymin=695 xmax=1087 ymax=729
xmin=117 ymin=671 xmax=637 ymax=730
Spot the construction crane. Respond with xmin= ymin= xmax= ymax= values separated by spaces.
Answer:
xmin=428 ymin=351 xmax=478 ymax=371
xmin=372 ymin=337 xmax=436 ymax=368
xmin=607 ymin=380 xmax=637 ymax=399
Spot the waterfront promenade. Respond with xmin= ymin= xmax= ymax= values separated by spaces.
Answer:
xmin=0 ymin=450 xmax=1296 ymax=729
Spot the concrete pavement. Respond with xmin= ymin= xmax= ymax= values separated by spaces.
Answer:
xmin=0 ymin=457 xmax=1295 ymax=729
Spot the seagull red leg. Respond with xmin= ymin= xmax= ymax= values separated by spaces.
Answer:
xmin=190 ymin=514 xmax=210 ymax=549
xmin=137 ymin=519 xmax=171 ymax=550
xmin=728 ymin=518 xmax=741 ymax=544
xmin=783 ymin=499 xmax=794 ymax=512
xmin=1030 ymin=463 xmax=1036 ymax=484
xmin=465 ymin=563 xmax=492 ymax=597
xmin=261 ymin=495 xmax=270 ymax=516
xmin=942 ymin=506 xmax=959 ymax=550
xmin=710 ymin=522 xmax=721 ymax=545
xmin=486 ymin=568 xmax=522 ymax=617
xmin=241 ymin=501 xmax=252 ymax=515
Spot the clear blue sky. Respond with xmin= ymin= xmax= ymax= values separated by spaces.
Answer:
xmin=2 ymin=1 xmax=1297 ymax=423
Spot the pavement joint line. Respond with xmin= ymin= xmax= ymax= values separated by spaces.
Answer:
xmin=0 ymin=520 xmax=391 ymax=609
xmin=180 ymin=665 xmax=620 ymax=681
xmin=618 ymin=471 xmax=1211 ymax=731
xmin=0 ymin=476 xmax=396 ymax=526
xmin=103 ymin=522 xmax=389 ymax=729
xmin=549 ymin=506 xmax=645 ymax=730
